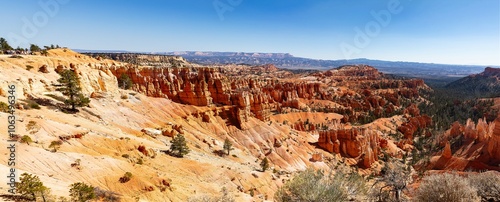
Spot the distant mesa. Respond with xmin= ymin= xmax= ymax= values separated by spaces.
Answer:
xmin=482 ymin=67 xmax=500 ymax=76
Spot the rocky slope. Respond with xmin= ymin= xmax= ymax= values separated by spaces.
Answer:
xmin=0 ymin=49 xmax=434 ymax=201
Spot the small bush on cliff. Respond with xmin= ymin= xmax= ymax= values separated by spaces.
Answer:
xmin=119 ymin=172 xmax=133 ymax=183
xmin=40 ymin=49 xmax=48 ymax=56
xmin=49 ymin=140 xmax=63 ymax=152
xmin=17 ymin=173 xmax=50 ymax=201
xmin=275 ymin=168 xmax=366 ymax=202
xmin=414 ymin=173 xmax=479 ymax=202
xmin=55 ymin=69 xmax=90 ymax=112
xmin=20 ymin=135 xmax=33 ymax=145
xmin=118 ymin=73 xmax=133 ymax=90
xmin=26 ymin=121 xmax=40 ymax=133
xmin=169 ymin=134 xmax=190 ymax=158
xmin=69 ymin=182 xmax=95 ymax=202
xmin=223 ymin=138 xmax=232 ymax=155
xmin=24 ymin=100 xmax=41 ymax=110
xmin=0 ymin=101 xmax=10 ymax=113
xmin=260 ymin=157 xmax=269 ymax=172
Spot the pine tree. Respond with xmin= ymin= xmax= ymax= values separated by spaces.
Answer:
xmin=260 ymin=157 xmax=269 ymax=172
xmin=30 ymin=44 xmax=41 ymax=52
xmin=170 ymin=134 xmax=190 ymax=157
xmin=49 ymin=140 xmax=63 ymax=152
xmin=223 ymin=138 xmax=232 ymax=155
xmin=56 ymin=70 xmax=90 ymax=111
xmin=69 ymin=182 xmax=95 ymax=202
xmin=118 ymin=73 xmax=133 ymax=89
xmin=41 ymin=49 xmax=48 ymax=56
xmin=17 ymin=173 xmax=50 ymax=202
xmin=0 ymin=37 xmax=13 ymax=53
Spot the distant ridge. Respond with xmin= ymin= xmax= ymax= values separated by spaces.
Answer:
xmin=166 ymin=51 xmax=294 ymax=58
xmin=77 ymin=50 xmax=491 ymax=78
xmin=160 ymin=51 xmax=490 ymax=78
xmin=74 ymin=49 xmax=132 ymax=53
xmin=445 ymin=67 xmax=500 ymax=98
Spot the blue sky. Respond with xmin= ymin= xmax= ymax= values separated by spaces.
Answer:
xmin=1 ymin=0 xmax=499 ymax=65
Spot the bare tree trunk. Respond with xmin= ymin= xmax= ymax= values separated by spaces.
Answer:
xmin=396 ymin=190 xmax=401 ymax=202
xmin=71 ymin=93 xmax=75 ymax=110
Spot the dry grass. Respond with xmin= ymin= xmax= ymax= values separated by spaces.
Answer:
xmin=468 ymin=171 xmax=500 ymax=201
xmin=274 ymin=168 xmax=366 ymax=202
xmin=414 ymin=173 xmax=479 ymax=202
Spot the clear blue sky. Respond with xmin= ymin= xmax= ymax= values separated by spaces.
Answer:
xmin=1 ymin=0 xmax=499 ymax=66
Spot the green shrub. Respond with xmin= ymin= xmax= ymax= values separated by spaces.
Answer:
xmin=29 ymin=102 xmax=41 ymax=109
xmin=20 ymin=135 xmax=33 ymax=145
xmin=121 ymin=154 xmax=130 ymax=158
xmin=169 ymin=134 xmax=190 ymax=158
xmin=49 ymin=140 xmax=63 ymax=152
xmin=26 ymin=65 xmax=34 ymax=70
xmin=118 ymin=73 xmax=133 ymax=90
xmin=17 ymin=173 xmax=50 ymax=201
xmin=0 ymin=101 xmax=9 ymax=113
xmin=22 ymin=100 xmax=41 ymax=110
xmin=69 ymin=182 xmax=95 ymax=202
xmin=260 ymin=157 xmax=269 ymax=172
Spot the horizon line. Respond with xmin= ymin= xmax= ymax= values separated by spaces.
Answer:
xmin=73 ymin=48 xmax=498 ymax=67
